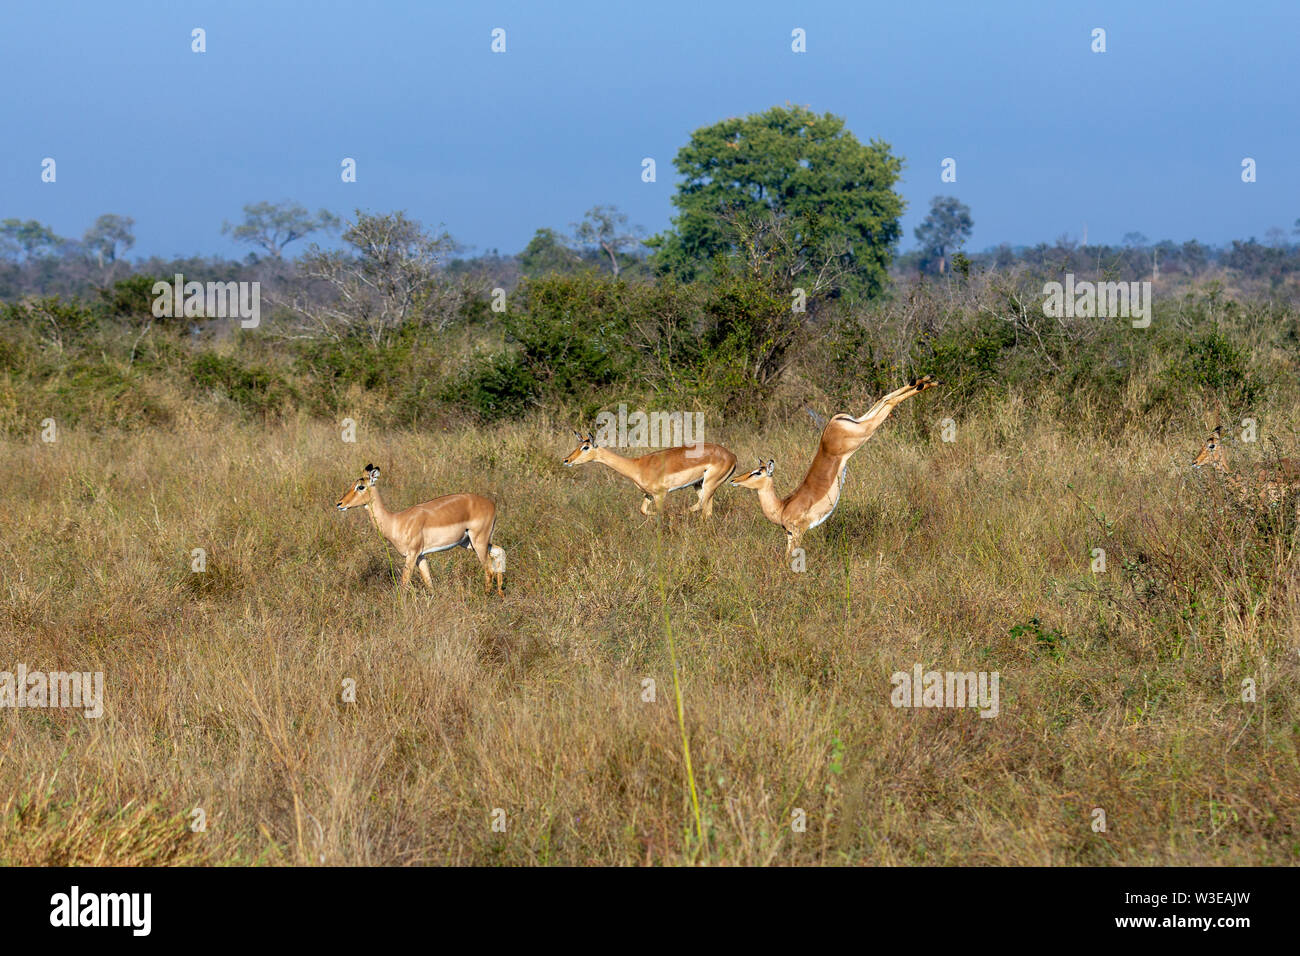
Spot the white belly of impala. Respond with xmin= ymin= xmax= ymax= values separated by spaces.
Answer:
xmin=420 ymin=534 xmax=470 ymax=555
xmin=807 ymin=465 xmax=849 ymax=530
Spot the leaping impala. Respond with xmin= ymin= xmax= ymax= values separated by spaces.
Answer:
xmin=562 ymin=431 xmax=737 ymax=518
xmin=731 ymin=375 xmax=940 ymax=554
xmin=335 ymin=464 xmax=505 ymax=595
xmin=1193 ymin=424 xmax=1300 ymax=507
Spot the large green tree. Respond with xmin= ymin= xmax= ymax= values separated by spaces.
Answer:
xmin=648 ymin=105 xmax=904 ymax=296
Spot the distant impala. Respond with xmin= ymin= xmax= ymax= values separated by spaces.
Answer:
xmin=1193 ymin=424 xmax=1300 ymax=508
xmin=732 ymin=375 xmax=939 ymax=554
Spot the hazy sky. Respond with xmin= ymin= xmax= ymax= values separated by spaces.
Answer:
xmin=2 ymin=0 xmax=1296 ymax=260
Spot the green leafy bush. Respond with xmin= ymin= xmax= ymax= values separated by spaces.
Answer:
xmin=505 ymin=274 xmax=631 ymax=396
xmin=1159 ymin=328 xmax=1262 ymax=408
xmin=439 ymin=351 xmax=538 ymax=422
xmin=190 ymin=353 xmax=293 ymax=416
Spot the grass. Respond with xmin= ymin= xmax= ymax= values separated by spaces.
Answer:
xmin=1 ymin=394 xmax=1297 ymax=865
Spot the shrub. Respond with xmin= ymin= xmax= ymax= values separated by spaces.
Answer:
xmin=505 ymin=274 xmax=631 ymax=396
xmin=96 ymin=274 xmax=166 ymax=320
xmin=1158 ymin=328 xmax=1262 ymax=409
xmin=438 ymin=351 xmax=538 ymax=422
xmin=190 ymin=352 xmax=293 ymax=416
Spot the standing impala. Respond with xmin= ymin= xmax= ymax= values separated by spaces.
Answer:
xmin=1193 ymin=425 xmax=1300 ymax=507
xmin=731 ymin=375 xmax=940 ymax=554
xmin=335 ymin=464 xmax=505 ymax=595
xmin=562 ymin=432 xmax=737 ymax=518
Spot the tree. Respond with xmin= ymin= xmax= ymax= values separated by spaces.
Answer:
xmin=519 ymin=228 xmax=581 ymax=277
xmin=648 ymin=104 xmax=904 ymax=297
xmin=222 ymin=200 xmax=339 ymax=259
xmin=292 ymin=211 xmax=459 ymax=343
xmin=83 ymin=214 xmax=135 ymax=268
xmin=913 ymin=197 xmax=973 ymax=274
xmin=0 ymin=219 xmax=63 ymax=261
xmin=572 ymin=205 xmax=642 ymax=277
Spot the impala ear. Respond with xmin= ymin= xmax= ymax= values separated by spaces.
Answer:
xmin=367 ymin=466 xmax=380 ymax=484
xmin=765 ymin=459 xmax=775 ymax=476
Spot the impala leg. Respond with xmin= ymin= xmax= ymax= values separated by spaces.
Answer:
xmin=837 ymin=379 xmax=931 ymax=454
xmin=698 ymin=465 xmax=734 ymax=518
xmin=417 ymin=556 xmax=435 ymax=591
xmin=400 ymin=555 xmax=416 ymax=588
xmin=689 ymin=472 xmax=715 ymax=517
xmin=691 ymin=481 xmax=714 ymax=517
xmin=640 ymin=494 xmax=655 ymax=516
xmin=467 ymin=530 xmax=493 ymax=593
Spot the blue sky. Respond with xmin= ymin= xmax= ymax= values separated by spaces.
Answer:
xmin=1 ymin=0 xmax=1296 ymax=260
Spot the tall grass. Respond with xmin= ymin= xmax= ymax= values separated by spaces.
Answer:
xmin=2 ymin=390 xmax=1296 ymax=864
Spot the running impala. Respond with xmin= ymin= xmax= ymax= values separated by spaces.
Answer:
xmin=731 ymin=375 xmax=940 ymax=554
xmin=335 ymin=464 xmax=505 ymax=595
xmin=562 ymin=432 xmax=737 ymax=518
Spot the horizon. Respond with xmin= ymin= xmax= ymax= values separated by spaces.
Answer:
xmin=3 ymin=0 xmax=1297 ymax=261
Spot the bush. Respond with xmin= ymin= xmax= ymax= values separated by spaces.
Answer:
xmin=190 ymin=352 xmax=293 ymax=416
xmin=438 ymin=351 xmax=538 ymax=422
xmin=96 ymin=274 xmax=165 ymax=320
xmin=1158 ymin=328 xmax=1262 ymax=409
xmin=909 ymin=313 xmax=1016 ymax=402
xmin=505 ymin=274 xmax=631 ymax=396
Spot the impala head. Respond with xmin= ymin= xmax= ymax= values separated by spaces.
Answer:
xmin=910 ymin=374 xmax=941 ymax=393
xmin=730 ymin=458 xmax=775 ymax=489
xmin=563 ymin=430 xmax=599 ymax=466
xmin=336 ymin=463 xmax=381 ymax=511
xmin=1193 ymin=426 xmax=1227 ymax=471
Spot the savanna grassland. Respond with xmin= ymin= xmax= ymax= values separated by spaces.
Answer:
xmin=2 ymin=258 xmax=1300 ymax=866
xmin=2 ymin=369 xmax=1298 ymax=865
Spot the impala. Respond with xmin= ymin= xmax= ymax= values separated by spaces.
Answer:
xmin=731 ymin=375 xmax=940 ymax=554
xmin=562 ymin=431 xmax=737 ymax=518
xmin=335 ymin=464 xmax=505 ymax=595
xmin=1192 ymin=425 xmax=1300 ymax=507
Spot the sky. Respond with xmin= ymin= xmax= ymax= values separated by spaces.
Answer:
xmin=1 ymin=0 xmax=1296 ymax=260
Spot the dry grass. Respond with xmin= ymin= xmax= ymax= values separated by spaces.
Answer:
xmin=2 ymin=397 xmax=1297 ymax=865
